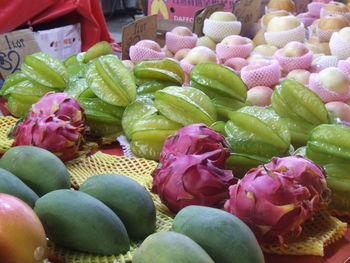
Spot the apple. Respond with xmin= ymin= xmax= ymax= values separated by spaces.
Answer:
xmin=253 ymin=44 xmax=278 ymax=56
xmin=253 ymin=29 xmax=267 ymax=46
xmin=317 ymin=67 xmax=349 ymax=94
xmin=161 ymin=46 xmax=174 ymax=57
xmin=174 ymin=48 xmax=191 ymax=61
xmin=122 ymin=60 xmax=134 ymax=70
xmin=318 ymin=14 xmax=349 ymax=30
xmin=338 ymin=27 xmax=350 ymax=42
xmin=326 ymin=101 xmax=350 ymax=122
xmin=246 ymin=59 xmax=272 ymax=70
xmin=266 ymin=15 xmax=301 ymax=32
xmin=286 ymin=69 xmax=311 ymax=85
xmin=183 ymin=46 xmax=217 ymax=64
xmin=323 ymin=1 xmax=349 ymax=13
xmin=282 ymin=41 xmax=309 ymax=57
xmin=197 ymin=36 xmax=217 ymax=50
xmin=246 ymin=86 xmax=274 ymax=106
xmin=135 ymin=40 xmax=162 ymax=52
xmin=262 ymin=10 xmax=290 ymax=28
xmin=267 ymin=0 xmax=296 ymax=13
xmin=224 ymin=57 xmax=248 ymax=71
xmin=247 ymin=54 xmax=268 ymax=63
xmin=171 ymin=26 xmax=193 ymax=36
xmin=221 ymin=35 xmax=248 ymax=45
xmin=209 ymin=11 xmax=237 ymax=21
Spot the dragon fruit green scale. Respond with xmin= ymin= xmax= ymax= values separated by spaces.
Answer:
xmin=224 ymin=156 xmax=330 ymax=244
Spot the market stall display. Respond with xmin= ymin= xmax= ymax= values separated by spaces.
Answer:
xmin=2 ymin=0 xmax=350 ymax=262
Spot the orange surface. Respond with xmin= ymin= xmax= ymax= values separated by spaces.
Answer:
xmin=99 ymin=143 xmax=350 ymax=263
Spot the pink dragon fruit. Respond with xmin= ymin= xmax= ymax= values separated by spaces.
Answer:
xmin=224 ymin=156 xmax=330 ymax=244
xmin=30 ymin=92 xmax=84 ymax=126
xmin=160 ymin=123 xmax=231 ymax=167
xmin=152 ymin=149 xmax=236 ymax=213
xmin=13 ymin=115 xmax=84 ymax=162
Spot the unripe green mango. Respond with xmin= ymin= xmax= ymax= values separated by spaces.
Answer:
xmin=0 ymin=146 xmax=70 ymax=196
xmin=133 ymin=231 xmax=214 ymax=263
xmin=34 ymin=189 xmax=130 ymax=255
xmin=79 ymin=174 xmax=156 ymax=240
xmin=0 ymin=168 xmax=39 ymax=208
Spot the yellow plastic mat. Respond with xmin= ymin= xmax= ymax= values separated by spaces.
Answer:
xmin=261 ymin=210 xmax=347 ymax=256
xmin=47 ymin=152 xmax=348 ymax=262
xmin=48 ymin=152 xmax=173 ymax=263
xmin=0 ymin=116 xmax=17 ymax=154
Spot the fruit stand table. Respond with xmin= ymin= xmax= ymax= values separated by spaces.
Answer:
xmin=98 ymin=142 xmax=350 ymax=263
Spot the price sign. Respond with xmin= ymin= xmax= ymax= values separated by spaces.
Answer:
xmin=122 ymin=15 xmax=158 ymax=60
xmin=0 ymin=29 xmax=40 ymax=79
xmin=233 ymin=0 xmax=262 ymax=38
xmin=192 ymin=3 xmax=225 ymax=37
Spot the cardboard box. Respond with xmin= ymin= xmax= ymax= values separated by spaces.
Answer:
xmin=148 ymin=0 xmax=236 ymax=26
xmin=34 ymin=24 xmax=81 ymax=61
xmin=0 ymin=29 xmax=41 ymax=79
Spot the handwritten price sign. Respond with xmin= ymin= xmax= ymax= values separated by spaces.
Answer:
xmin=233 ymin=0 xmax=262 ymax=38
xmin=0 ymin=29 xmax=40 ymax=79
xmin=122 ymin=15 xmax=158 ymax=60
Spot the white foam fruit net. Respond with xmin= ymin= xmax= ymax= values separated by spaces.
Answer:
xmin=313 ymin=55 xmax=339 ymax=68
xmin=308 ymin=73 xmax=350 ymax=103
xmin=165 ymin=32 xmax=198 ymax=53
xmin=129 ymin=46 xmax=166 ymax=63
xmin=274 ymin=48 xmax=313 ymax=72
xmin=316 ymin=26 xmax=340 ymax=42
xmin=329 ymin=32 xmax=350 ymax=60
xmin=241 ymin=59 xmax=282 ymax=88
xmin=203 ymin=19 xmax=242 ymax=42
xmin=116 ymin=135 xmax=135 ymax=157
xmin=338 ymin=60 xmax=350 ymax=78
xmin=216 ymin=42 xmax=253 ymax=62
xmin=265 ymin=23 xmax=306 ymax=48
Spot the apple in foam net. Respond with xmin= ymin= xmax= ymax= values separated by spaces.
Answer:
xmin=282 ymin=41 xmax=309 ymax=57
xmin=135 ymin=40 xmax=161 ymax=52
xmin=317 ymin=67 xmax=349 ymax=94
xmin=221 ymin=35 xmax=249 ymax=45
xmin=183 ymin=46 xmax=217 ymax=65
xmin=247 ymin=86 xmax=274 ymax=106
xmin=266 ymin=15 xmax=301 ymax=32
xmin=171 ymin=26 xmax=193 ymax=36
xmin=246 ymin=59 xmax=272 ymax=70
xmin=286 ymin=69 xmax=311 ymax=85
xmin=209 ymin=11 xmax=237 ymax=21
xmin=253 ymin=44 xmax=278 ymax=56
xmin=326 ymin=101 xmax=350 ymax=122
xmin=338 ymin=27 xmax=350 ymax=42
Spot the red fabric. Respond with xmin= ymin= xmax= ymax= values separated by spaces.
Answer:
xmin=0 ymin=0 xmax=113 ymax=51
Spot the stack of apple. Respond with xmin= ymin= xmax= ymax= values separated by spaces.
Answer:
xmin=117 ymin=0 xmax=350 ymax=161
